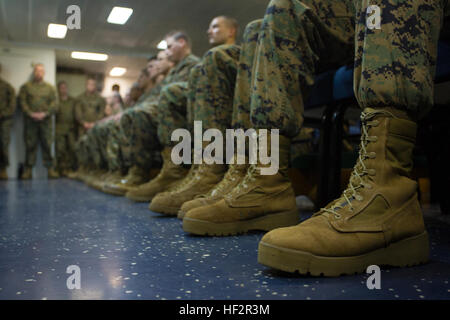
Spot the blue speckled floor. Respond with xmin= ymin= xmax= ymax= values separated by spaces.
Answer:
xmin=0 ymin=179 xmax=449 ymax=300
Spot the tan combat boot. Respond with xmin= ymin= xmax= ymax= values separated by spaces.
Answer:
xmin=67 ymin=166 xmax=85 ymax=180
xmin=126 ymin=148 xmax=189 ymax=202
xmin=0 ymin=167 xmax=7 ymax=180
xmin=101 ymin=170 xmax=127 ymax=194
xmin=183 ymin=134 xmax=299 ymax=236
xmin=258 ymin=108 xmax=429 ymax=276
xmin=83 ymin=168 xmax=104 ymax=186
xmin=89 ymin=170 xmax=110 ymax=190
xmin=101 ymin=170 xmax=122 ymax=185
xmin=102 ymin=165 xmax=151 ymax=196
xmin=22 ymin=167 xmax=32 ymax=180
xmin=80 ymin=165 xmax=97 ymax=183
xmin=149 ymin=161 xmax=227 ymax=216
xmin=48 ymin=167 xmax=60 ymax=179
xmin=177 ymin=162 xmax=249 ymax=220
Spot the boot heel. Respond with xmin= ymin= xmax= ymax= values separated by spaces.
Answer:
xmin=384 ymin=231 xmax=429 ymax=267
xmin=252 ymin=209 xmax=300 ymax=231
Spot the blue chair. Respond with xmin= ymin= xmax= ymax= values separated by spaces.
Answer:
xmin=303 ymin=40 xmax=450 ymax=208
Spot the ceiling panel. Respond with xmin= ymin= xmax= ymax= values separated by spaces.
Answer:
xmin=0 ymin=0 xmax=268 ymax=79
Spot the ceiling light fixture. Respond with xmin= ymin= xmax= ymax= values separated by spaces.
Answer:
xmin=47 ymin=23 xmax=68 ymax=39
xmin=71 ymin=51 xmax=109 ymax=61
xmin=107 ymin=7 xmax=133 ymax=25
xmin=109 ymin=67 xmax=127 ymax=77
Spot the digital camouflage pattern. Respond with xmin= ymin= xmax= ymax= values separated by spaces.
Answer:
xmin=190 ymin=45 xmax=241 ymax=132
xmin=19 ymin=81 xmax=57 ymax=116
xmin=0 ymin=78 xmax=15 ymax=168
xmin=105 ymin=121 xmax=126 ymax=172
xmin=88 ymin=121 xmax=110 ymax=169
xmin=249 ymin=0 xmax=355 ymax=138
xmin=230 ymin=19 xmax=314 ymax=162
xmin=156 ymin=81 xmax=189 ymax=147
xmin=231 ymin=20 xmax=262 ymax=131
xmin=353 ymin=0 xmax=449 ymax=120
xmin=74 ymin=91 xmax=106 ymax=136
xmin=19 ymin=81 xmax=57 ymax=168
xmin=157 ymin=44 xmax=240 ymax=149
xmin=119 ymin=54 xmax=200 ymax=170
xmin=55 ymin=96 xmax=77 ymax=172
xmin=249 ymin=0 xmax=449 ymax=135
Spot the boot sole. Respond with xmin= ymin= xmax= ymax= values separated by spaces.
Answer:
xmin=257 ymin=231 xmax=429 ymax=277
xmin=148 ymin=202 xmax=179 ymax=216
xmin=182 ymin=209 xmax=299 ymax=236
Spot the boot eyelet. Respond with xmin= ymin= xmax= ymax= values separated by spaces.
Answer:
xmin=334 ymin=213 xmax=341 ymax=219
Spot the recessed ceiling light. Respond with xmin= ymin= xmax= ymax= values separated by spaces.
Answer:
xmin=71 ymin=51 xmax=108 ymax=61
xmin=110 ymin=67 xmax=127 ymax=77
xmin=47 ymin=23 xmax=67 ymax=39
xmin=157 ymin=40 xmax=167 ymax=50
xmin=107 ymin=7 xmax=133 ymax=25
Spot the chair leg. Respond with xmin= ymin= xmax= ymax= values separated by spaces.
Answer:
xmin=328 ymin=103 xmax=348 ymax=201
xmin=317 ymin=104 xmax=334 ymax=208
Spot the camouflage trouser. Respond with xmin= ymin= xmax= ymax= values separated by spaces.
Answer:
xmin=105 ymin=121 xmax=125 ymax=172
xmin=232 ymin=20 xmax=264 ymax=130
xmin=75 ymin=134 xmax=91 ymax=168
xmin=353 ymin=0 xmax=449 ymax=119
xmin=250 ymin=0 xmax=449 ymax=135
xmin=0 ymin=117 xmax=13 ymax=168
xmin=24 ymin=117 xmax=54 ymax=168
xmin=156 ymin=44 xmax=241 ymax=148
xmin=156 ymin=81 xmax=189 ymax=147
xmin=232 ymin=19 xmax=314 ymax=161
xmin=119 ymin=103 xmax=161 ymax=171
xmin=55 ymin=129 xmax=77 ymax=171
xmin=89 ymin=121 xmax=111 ymax=170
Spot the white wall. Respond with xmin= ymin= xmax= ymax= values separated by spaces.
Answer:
xmin=0 ymin=44 xmax=56 ymax=179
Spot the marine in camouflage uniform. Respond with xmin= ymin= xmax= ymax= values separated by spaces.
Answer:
xmin=183 ymin=0 xmax=450 ymax=276
xmin=19 ymin=76 xmax=58 ymax=174
xmin=74 ymin=90 xmax=106 ymax=136
xmin=55 ymin=94 xmax=77 ymax=175
xmin=85 ymin=70 xmax=154 ymax=181
xmin=146 ymin=17 xmax=244 ymax=212
xmin=74 ymin=88 xmax=106 ymax=170
xmin=156 ymin=44 xmax=241 ymax=148
xmin=103 ymin=53 xmax=200 ymax=195
xmin=0 ymin=76 xmax=16 ymax=179
xmin=119 ymin=54 xmax=200 ymax=172
xmin=105 ymin=121 xmax=127 ymax=174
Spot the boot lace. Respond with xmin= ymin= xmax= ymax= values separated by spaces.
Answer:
xmin=321 ymin=109 xmax=391 ymax=219
xmin=203 ymin=165 xmax=244 ymax=198
xmin=168 ymin=165 xmax=198 ymax=192
xmin=226 ymin=165 xmax=258 ymax=199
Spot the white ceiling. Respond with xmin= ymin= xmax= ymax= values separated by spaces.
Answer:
xmin=0 ymin=0 xmax=267 ymax=79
